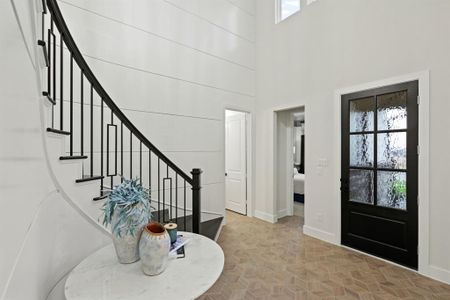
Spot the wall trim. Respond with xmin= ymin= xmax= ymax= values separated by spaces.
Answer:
xmin=303 ymin=225 xmax=338 ymax=245
xmin=422 ymin=265 xmax=450 ymax=285
xmin=272 ymin=104 xmax=306 ymax=223
xmin=277 ymin=208 xmax=289 ymax=219
xmin=254 ymin=210 xmax=277 ymax=223
xmin=331 ymin=71 xmax=450 ymax=284
xmin=213 ymin=218 xmax=225 ymax=242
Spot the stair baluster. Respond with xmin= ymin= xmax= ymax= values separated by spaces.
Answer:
xmin=39 ymin=0 xmax=203 ymax=234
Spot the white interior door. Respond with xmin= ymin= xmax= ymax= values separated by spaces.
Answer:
xmin=225 ymin=112 xmax=247 ymax=215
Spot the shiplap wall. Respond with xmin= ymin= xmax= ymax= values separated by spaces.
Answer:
xmin=57 ymin=0 xmax=256 ymax=215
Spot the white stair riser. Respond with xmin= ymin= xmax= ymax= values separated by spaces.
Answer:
xmin=45 ymin=129 xmax=107 ymax=230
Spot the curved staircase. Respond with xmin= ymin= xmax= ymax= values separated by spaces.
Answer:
xmin=37 ymin=0 xmax=223 ymax=240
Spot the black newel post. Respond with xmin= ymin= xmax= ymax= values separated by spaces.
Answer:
xmin=191 ymin=168 xmax=202 ymax=234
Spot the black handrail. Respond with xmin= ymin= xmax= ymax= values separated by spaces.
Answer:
xmin=46 ymin=0 xmax=193 ymax=185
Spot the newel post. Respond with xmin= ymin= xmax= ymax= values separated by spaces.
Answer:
xmin=191 ymin=168 xmax=202 ymax=234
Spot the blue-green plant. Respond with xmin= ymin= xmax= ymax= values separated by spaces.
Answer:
xmin=102 ymin=178 xmax=151 ymax=237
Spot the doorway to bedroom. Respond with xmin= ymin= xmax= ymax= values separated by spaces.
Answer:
xmin=293 ymin=111 xmax=305 ymax=219
xmin=275 ymin=106 xmax=305 ymax=225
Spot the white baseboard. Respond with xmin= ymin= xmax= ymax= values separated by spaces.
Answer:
xmin=214 ymin=219 xmax=225 ymax=242
xmin=277 ymin=208 xmax=289 ymax=219
xmin=254 ymin=210 xmax=276 ymax=223
xmin=421 ymin=265 xmax=450 ymax=285
xmin=303 ymin=225 xmax=339 ymax=245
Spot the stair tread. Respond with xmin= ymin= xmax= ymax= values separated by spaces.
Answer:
xmin=37 ymin=40 xmax=49 ymax=67
xmin=93 ymin=194 xmax=108 ymax=201
xmin=60 ymin=155 xmax=88 ymax=160
xmin=42 ymin=92 xmax=56 ymax=105
xmin=76 ymin=175 xmax=104 ymax=183
xmin=199 ymin=216 xmax=224 ymax=240
xmin=47 ymin=128 xmax=70 ymax=135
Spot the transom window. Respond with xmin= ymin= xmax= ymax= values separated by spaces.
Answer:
xmin=276 ymin=0 xmax=300 ymax=23
xmin=275 ymin=0 xmax=319 ymax=23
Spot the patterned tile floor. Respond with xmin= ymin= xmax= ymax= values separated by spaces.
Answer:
xmin=198 ymin=211 xmax=450 ymax=300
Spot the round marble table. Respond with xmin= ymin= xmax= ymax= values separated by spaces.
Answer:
xmin=65 ymin=232 xmax=224 ymax=300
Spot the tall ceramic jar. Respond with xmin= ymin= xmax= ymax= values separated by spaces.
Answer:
xmin=139 ymin=222 xmax=171 ymax=276
xmin=111 ymin=205 xmax=148 ymax=264
xmin=102 ymin=178 xmax=150 ymax=264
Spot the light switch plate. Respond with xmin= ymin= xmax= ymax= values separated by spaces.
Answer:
xmin=318 ymin=158 xmax=328 ymax=167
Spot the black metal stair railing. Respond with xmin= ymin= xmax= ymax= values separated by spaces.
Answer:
xmin=38 ymin=0 xmax=202 ymax=234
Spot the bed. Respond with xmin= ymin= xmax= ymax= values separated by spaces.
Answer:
xmin=294 ymin=173 xmax=305 ymax=195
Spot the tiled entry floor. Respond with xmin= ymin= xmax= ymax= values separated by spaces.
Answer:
xmin=199 ymin=211 xmax=450 ymax=299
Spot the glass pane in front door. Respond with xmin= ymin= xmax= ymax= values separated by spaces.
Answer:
xmin=377 ymin=171 xmax=407 ymax=210
xmin=349 ymin=169 xmax=374 ymax=204
xmin=350 ymin=134 xmax=374 ymax=167
xmin=377 ymin=91 xmax=407 ymax=130
xmin=350 ymin=97 xmax=374 ymax=132
xmin=377 ymin=132 xmax=407 ymax=169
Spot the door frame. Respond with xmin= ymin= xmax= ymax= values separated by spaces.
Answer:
xmin=224 ymin=108 xmax=253 ymax=217
xmin=273 ymin=105 xmax=306 ymax=221
xmin=333 ymin=71 xmax=430 ymax=275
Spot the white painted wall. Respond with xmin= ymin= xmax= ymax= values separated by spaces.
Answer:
xmin=0 ymin=1 xmax=109 ymax=299
xmin=255 ymin=0 xmax=450 ymax=283
xmin=56 ymin=0 xmax=256 ymax=215
xmin=4 ymin=0 xmax=448 ymax=295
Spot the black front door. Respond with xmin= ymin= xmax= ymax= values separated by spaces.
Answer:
xmin=341 ymin=81 xmax=418 ymax=269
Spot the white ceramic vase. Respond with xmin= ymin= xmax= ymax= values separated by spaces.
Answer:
xmin=111 ymin=207 xmax=148 ymax=264
xmin=139 ymin=222 xmax=171 ymax=276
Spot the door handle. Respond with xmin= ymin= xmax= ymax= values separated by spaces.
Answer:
xmin=225 ymin=173 xmax=228 ymax=176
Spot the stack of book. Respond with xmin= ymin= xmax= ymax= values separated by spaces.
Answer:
xmin=169 ymin=235 xmax=189 ymax=259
